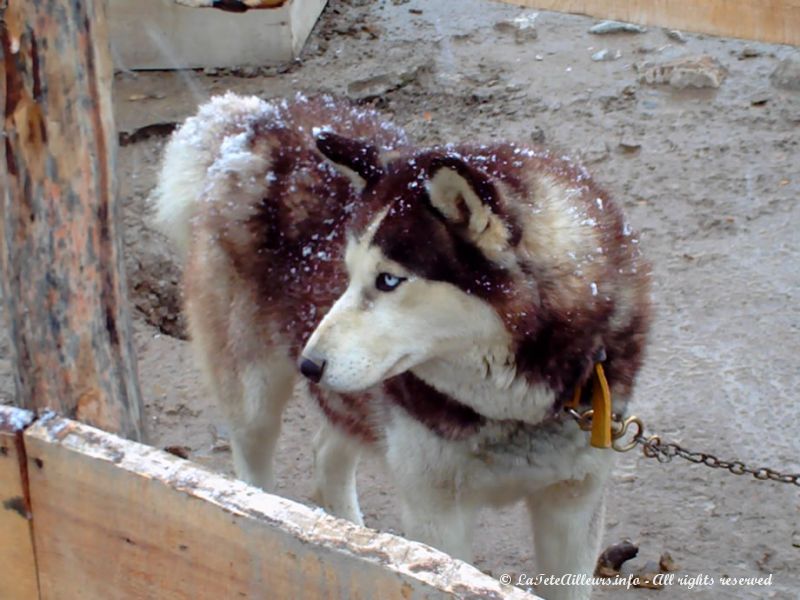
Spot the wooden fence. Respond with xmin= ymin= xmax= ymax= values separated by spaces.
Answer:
xmin=0 ymin=405 xmax=539 ymax=600
xmin=499 ymin=0 xmax=800 ymax=46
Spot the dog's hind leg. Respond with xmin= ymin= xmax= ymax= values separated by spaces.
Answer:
xmin=526 ymin=471 xmax=610 ymax=600
xmin=310 ymin=420 xmax=364 ymax=525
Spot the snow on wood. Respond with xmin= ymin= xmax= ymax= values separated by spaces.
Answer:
xmin=23 ymin=413 xmax=539 ymax=600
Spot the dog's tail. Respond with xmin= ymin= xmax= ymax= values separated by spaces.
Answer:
xmin=150 ymin=92 xmax=269 ymax=256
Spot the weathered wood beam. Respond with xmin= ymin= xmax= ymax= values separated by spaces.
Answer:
xmin=497 ymin=0 xmax=800 ymax=46
xmin=23 ymin=412 xmax=540 ymax=600
xmin=0 ymin=406 xmax=39 ymax=600
xmin=0 ymin=1 xmax=144 ymax=440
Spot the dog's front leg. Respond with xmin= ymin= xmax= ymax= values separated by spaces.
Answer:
xmin=385 ymin=414 xmax=477 ymax=560
xmin=526 ymin=469 xmax=610 ymax=600
xmin=311 ymin=423 xmax=364 ymax=525
xmin=398 ymin=483 xmax=477 ymax=562
xmin=224 ymin=360 xmax=295 ymax=491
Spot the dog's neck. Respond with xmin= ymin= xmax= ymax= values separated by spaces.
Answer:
xmin=411 ymin=344 xmax=555 ymax=424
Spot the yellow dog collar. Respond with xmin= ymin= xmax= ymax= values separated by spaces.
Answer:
xmin=566 ymin=363 xmax=612 ymax=449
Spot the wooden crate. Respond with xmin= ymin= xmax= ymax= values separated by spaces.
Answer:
xmin=0 ymin=406 xmax=539 ymax=600
xmin=109 ymin=0 xmax=327 ymax=70
xmin=499 ymin=0 xmax=800 ymax=46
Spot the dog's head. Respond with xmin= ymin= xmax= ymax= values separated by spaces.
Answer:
xmin=299 ymin=133 xmax=530 ymax=392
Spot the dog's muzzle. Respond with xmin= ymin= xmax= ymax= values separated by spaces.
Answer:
xmin=299 ymin=354 xmax=326 ymax=383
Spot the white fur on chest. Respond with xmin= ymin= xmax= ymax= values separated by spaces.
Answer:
xmin=384 ymin=405 xmax=614 ymax=508
xmin=411 ymin=344 xmax=556 ymax=424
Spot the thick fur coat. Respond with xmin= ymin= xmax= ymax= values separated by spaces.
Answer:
xmin=154 ymin=92 xmax=651 ymax=600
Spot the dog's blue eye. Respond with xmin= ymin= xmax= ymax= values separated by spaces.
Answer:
xmin=375 ymin=272 xmax=405 ymax=292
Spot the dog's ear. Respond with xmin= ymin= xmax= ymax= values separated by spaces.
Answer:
xmin=426 ymin=157 xmax=517 ymax=260
xmin=315 ymin=131 xmax=383 ymax=190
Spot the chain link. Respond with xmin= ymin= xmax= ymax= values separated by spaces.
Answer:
xmin=566 ymin=408 xmax=800 ymax=487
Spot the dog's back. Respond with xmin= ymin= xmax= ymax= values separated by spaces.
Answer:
xmin=153 ymin=92 xmax=408 ymax=357
xmin=152 ymin=93 xmax=407 ymax=521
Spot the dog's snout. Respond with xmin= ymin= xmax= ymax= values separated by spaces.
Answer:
xmin=299 ymin=355 xmax=326 ymax=383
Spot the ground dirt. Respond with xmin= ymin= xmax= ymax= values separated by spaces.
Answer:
xmin=3 ymin=0 xmax=799 ymax=598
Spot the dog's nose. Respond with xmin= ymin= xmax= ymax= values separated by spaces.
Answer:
xmin=299 ymin=356 xmax=326 ymax=383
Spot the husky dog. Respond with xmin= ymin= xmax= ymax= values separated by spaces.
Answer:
xmin=301 ymin=136 xmax=651 ymax=599
xmin=155 ymin=92 xmax=650 ymax=600
xmin=153 ymin=92 xmax=408 ymax=523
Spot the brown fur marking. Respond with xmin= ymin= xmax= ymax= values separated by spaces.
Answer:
xmin=183 ymin=94 xmax=409 ymax=443
xmin=342 ymin=143 xmax=651 ymax=423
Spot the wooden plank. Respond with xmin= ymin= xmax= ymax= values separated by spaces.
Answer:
xmin=0 ymin=406 xmax=39 ymax=600
xmin=497 ymin=0 xmax=800 ymax=46
xmin=0 ymin=0 xmax=144 ymax=439
xmin=24 ymin=414 xmax=539 ymax=600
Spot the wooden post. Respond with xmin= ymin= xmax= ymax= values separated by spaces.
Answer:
xmin=0 ymin=0 xmax=144 ymax=440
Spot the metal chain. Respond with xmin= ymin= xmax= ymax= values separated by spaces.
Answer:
xmin=565 ymin=408 xmax=800 ymax=487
